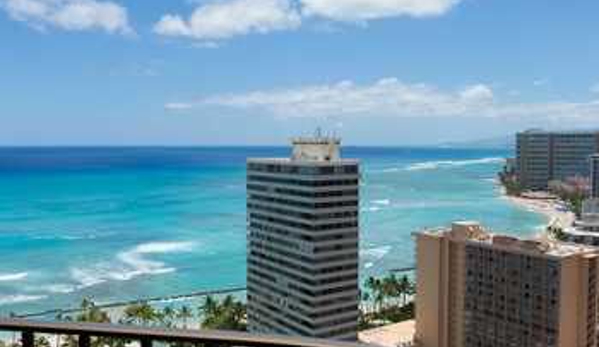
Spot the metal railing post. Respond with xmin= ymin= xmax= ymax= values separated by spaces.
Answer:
xmin=21 ymin=330 xmax=34 ymax=347
xmin=140 ymin=337 xmax=153 ymax=347
xmin=78 ymin=333 xmax=91 ymax=347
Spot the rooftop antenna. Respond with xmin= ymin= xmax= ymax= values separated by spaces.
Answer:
xmin=315 ymin=127 xmax=322 ymax=139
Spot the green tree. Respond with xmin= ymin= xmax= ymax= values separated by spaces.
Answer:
xmin=76 ymin=298 xmax=110 ymax=324
xmin=548 ymin=225 xmax=568 ymax=241
xmin=399 ymin=275 xmax=412 ymax=306
xmin=381 ymin=274 xmax=398 ymax=308
xmin=122 ymin=302 xmax=158 ymax=327
xmin=161 ymin=306 xmax=176 ymax=328
xmin=361 ymin=274 xmax=416 ymax=327
xmin=199 ymin=295 xmax=246 ymax=331
xmin=58 ymin=299 xmax=126 ymax=347
xmin=35 ymin=337 xmax=51 ymax=347
xmin=365 ymin=276 xmax=383 ymax=311
xmin=177 ymin=305 xmax=194 ymax=329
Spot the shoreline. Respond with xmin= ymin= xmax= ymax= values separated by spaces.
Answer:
xmin=501 ymin=190 xmax=576 ymax=232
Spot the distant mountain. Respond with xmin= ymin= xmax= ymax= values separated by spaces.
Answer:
xmin=438 ymin=135 xmax=514 ymax=150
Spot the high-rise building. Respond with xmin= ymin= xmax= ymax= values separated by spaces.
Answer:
xmin=563 ymin=199 xmax=599 ymax=245
xmin=559 ymin=154 xmax=599 ymax=246
xmin=415 ymin=221 xmax=599 ymax=347
xmin=246 ymin=136 xmax=360 ymax=340
xmin=591 ymin=153 xmax=599 ymax=199
xmin=516 ymin=129 xmax=599 ymax=190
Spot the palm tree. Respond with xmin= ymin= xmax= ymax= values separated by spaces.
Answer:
xmin=161 ymin=306 xmax=176 ymax=328
xmin=399 ymin=276 xmax=412 ymax=306
xmin=34 ymin=337 xmax=51 ymax=347
xmin=123 ymin=302 xmax=158 ymax=327
xmin=405 ymin=277 xmax=416 ymax=304
xmin=360 ymin=290 xmax=371 ymax=312
xmin=199 ymin=296 xmax=218 ymax=320
xmin=177 ymin=305 xmax=194 ymax=329
xmin=381 ymin=274 xmax=400 ymax=309
xmin=365 ymin=276 xmax=383 ymax=312
xmin=199 ymin=295 xmax=246 ymax=331
xmin=57 ymin=299 xmax=116 ymax=347
xmin=365 ymin=276 xmax=378 ymax=293
xmin=75 ymin=298 xmax=111 ymax=324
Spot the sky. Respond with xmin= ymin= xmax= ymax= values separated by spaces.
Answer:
xmin=1 ymin=0 xmax=599 ymax=146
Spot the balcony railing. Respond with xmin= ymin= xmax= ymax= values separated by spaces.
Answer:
xmin=0 ymin=319 xmax=369 ymax=347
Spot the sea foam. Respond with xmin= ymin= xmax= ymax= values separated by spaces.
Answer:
xmin=41 ymin=284 xmax=77 ymax=294
xmin=0 ymin=294 xmax=47 ymax=306
xmin=0 ymin=272 xmax=28 ymax=282
xmin=361 ymin=245 xmax=392 ymax=261
xmin=71 ymin=241 xmax=195 ymax=289
xmin=405 ymin=157 xmax=504 ymax=171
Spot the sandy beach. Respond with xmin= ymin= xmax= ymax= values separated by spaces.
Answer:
xmin=359 ymin=320 xmax=415 ymax=347
xmin=503 ymin=192 xmax=576 ymax=231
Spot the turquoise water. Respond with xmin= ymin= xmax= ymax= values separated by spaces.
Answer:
xmin=0 ymin=147 xmax=544 ymax=315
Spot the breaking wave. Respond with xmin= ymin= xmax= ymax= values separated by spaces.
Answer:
xmin=361 ymin=245 xmax=391 ymax=261
xmin=405 ymin=157 xmax=504 ymax=171
xmin=0 ymin=294 xmax=47 ymax=306
xmin=70 ymin=241 xmax=196 ymax=289
xmin=41 ymin=284 xmax=77 ymax=294
xmin=0 ymin=272 xmax=28 ymax=282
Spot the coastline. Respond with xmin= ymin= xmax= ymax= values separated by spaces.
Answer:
xmin=501 ymin=189 xmax=575 ymax=231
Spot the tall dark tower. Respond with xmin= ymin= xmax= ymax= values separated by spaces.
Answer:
xmin=246 ymin=136 xmax=360 ymax=340
xmin=591 ymin=154 xmax=599 ymax=199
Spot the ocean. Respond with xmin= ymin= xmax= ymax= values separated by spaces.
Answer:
xmin=0 ymin=147 xmax=544 ymax=316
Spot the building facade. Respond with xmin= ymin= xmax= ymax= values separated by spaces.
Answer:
xmin=560 ymin=155 xmax=599 ymax=246
xmin=246 ymin=137 xmax=360 ymax=340
xmin=415 ymin=221 xmax=599 ymax=347
xmin=563 ymin=199 xmax=599 ymax=245
xmin=516 ymin=130 xmax=599 ymax=190
xmin=591 ymin=154 xmax=599 ymax=199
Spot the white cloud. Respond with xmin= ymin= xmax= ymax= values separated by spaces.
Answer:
xmin=154 ymin=0 xmax=301 ymax=41
xmin=164 ymin=102 xmax=194 ymax=111
xmin=459 ymin=84 xmax=494 ymax=103
xmin=1 ymin=0 xmax=133 ymax=35
xmin=196 ymin=78 xmax=495 ymax=117
xmin=300 ymin=0 xmax=461 ymax=22
xmin=533 ymin=78 xmax=549 ymax=87
xmin=169 ymin=77 xmax=599 ymax=124
xmin=154 ymin=0 xmax=461 ymax=43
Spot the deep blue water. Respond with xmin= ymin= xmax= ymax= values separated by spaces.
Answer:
xmin=0 ymin=147 xmax=544 ymax=315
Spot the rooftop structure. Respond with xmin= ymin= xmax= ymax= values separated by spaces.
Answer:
xmin=249 ymin=137 xmax=357 ymax=166
xmin=415 ymin=221 xmax=599 ymax=347
xmin=420 ymin=221 xmax=598 ymax=257
xmin=291 ymin=136 xmax=341 ymax=162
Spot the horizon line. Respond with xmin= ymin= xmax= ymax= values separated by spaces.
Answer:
xmin=0 ymin=144 xmax=512 ymax=149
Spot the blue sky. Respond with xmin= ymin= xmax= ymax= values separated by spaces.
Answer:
xmin=1 ymin=0 xmax=599 ymax=146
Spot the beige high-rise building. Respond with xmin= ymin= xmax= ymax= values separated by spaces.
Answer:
xmin=415 ymin=221 xmax=599 ymax=347
xmin=246 ymin=136 xmax=360 ymax=340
